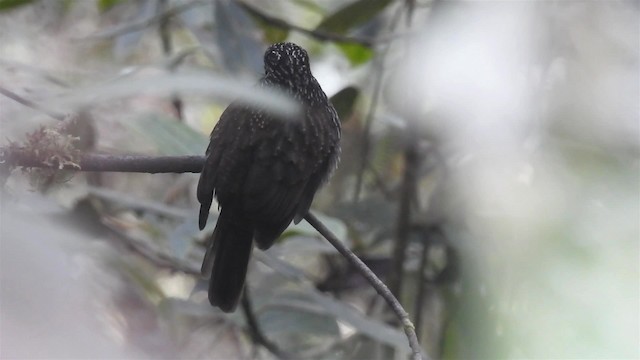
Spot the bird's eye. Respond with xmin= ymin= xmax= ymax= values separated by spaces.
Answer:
xmin=265 ymin=50 xmax=281 ymax=65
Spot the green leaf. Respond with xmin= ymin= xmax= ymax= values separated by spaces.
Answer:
xmin=97 ymin=0 xmax=124 ymax=12
xmin=337 ymin=42 xmax=373 ymax=66
xmin=239 ymin=3 xmax=290 ymax=44
xmin=315 ymin=0 xmax=391 ymax=34
xmin=263 ymin=24 xmax=289 ymax=44
xmin=330 ymin=86 xmax=360 ymax=122
xmin=259 ymin=307 xmax=340 ymax=337
xmin=0 ymin=0 xmax=34 ymax=11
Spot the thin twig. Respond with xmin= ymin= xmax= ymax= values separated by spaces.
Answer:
xmin=390 ymin=142 xmax=420 ymax=298
xmin=237 ymin=1 xmax=376 ymax=47
xmin=0 ymin=85 xmax=66 ymax=121
xmin=304 ymin=212 xmax=426 ymax=360
xmin=414 ymin=227 xmax=431 ymax=341
xmin=366 ymin=158 xmax=395 ymax=201
xmin=241 ymin=287 xmax=292 ymax=359
xmin=157 ymin=0 xmax=184 ymax=121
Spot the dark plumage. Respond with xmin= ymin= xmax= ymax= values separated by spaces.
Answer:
xmin=197 ymin=42 xmax=341 ymax=312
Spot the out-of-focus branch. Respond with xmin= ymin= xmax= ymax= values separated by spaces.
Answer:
xmin=103 ymin=217 xmax=200 ymax=276
xmin=0 ymin=59 xmax=71 ymax=88
xmin=81 ymin=0 xmax=205 ymax=40
xmin=352 ymin=6 xmax=404 ymax=202
xmin=237 ymin=1 xmax=376 ymax=47
xmin=157 ymin=0 xmax=184 ymax=121
xmin=390 ymin=142 xmax=420 ymax=298
xmin=241 ymin=287 xmax=292 ymax=359
xmin=1 ymin=148 xmax=204 ymax=173
xmin=0 ymin=85 xmax=66 ymax=121
xmin=304 ymin=212 xmax=426 ymax=360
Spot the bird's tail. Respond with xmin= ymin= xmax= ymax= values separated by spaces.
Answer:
xmin=201 ymin=211 xmax=253 ymax=312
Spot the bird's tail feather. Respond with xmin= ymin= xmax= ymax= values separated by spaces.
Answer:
xmin=201 ymin=213 xmax=253 ymax=313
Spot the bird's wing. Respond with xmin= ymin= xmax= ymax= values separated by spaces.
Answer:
xmin=197 ymin=103 xmax=253 ymax=230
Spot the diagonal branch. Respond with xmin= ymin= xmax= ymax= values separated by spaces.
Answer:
xmin=0 ymin=85 xmax=66 ymax=121
xmin=304 ymin=212 xmax=425 ymax=360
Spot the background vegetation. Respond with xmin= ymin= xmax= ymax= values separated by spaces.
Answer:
xmin=1 ymin=0 xmax=638 ymax=359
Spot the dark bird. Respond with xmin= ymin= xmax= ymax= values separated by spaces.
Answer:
xmin=197 ymin=42 xmax=341 ymax=312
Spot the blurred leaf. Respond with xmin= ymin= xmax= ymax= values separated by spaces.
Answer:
xmin=330 ymin=86 xmax=359 ymax=122
xmin=291 ymin=0 xmax=324 ymax=15
xmin=283 ymin=212 xmax=348 ymax=243
xmin=262 ymin=24 xmax=289 ymax=44
xmin=334 ymin=195 xmax=396 ymax=233
xmin=113 ymin=0 xmax=154 ymax=60
xmin=337 ymin=42 xmax=374 ymax=66
xmin=252 ymin=254 xmax=411 ymax=353
xmin=61 ymin=0 xmax=75 ymax=13
xmin=267 ymin=289 xmax=410 ymax=355
xmin=158 ymin=298 xmax=222 ymax=322
xmin=167 ymin=218 xmax=200 ymax=259
xmin=215 ymin=0 xmax=263 ymax=75
xmin=259 ymin=307 xmax=339 ymax=349
xmin=163 ymin=46 xmax=200 ymax=70
xmin=97 ymin=0 xmax=124 ymax=12
xmin=274 ymin=235 xmax=337 ymax=255
xmin=46 ymin=72 xmax=300 ymax=119
xmin=121 ymin=260 xmax=166 ymax=303
xmin=0 ymin=0 xmax=33 ymax=11
xmin=87 ymin=186 xmax=192 ymax=219
xmin=125 ymin=113 xmax=208 ymax=156
xmin=315 ymin=0 xmax=391 ymax=34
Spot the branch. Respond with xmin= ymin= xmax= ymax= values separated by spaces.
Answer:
xmin=1 ymin=149 xmax=204 ymax=173
xmin=304 ymin=212 xmax=426 ymax=360
xmin=390 ymin=142 xmax=420 ymax=297
xmin=157 ymin=0 xmax=184 ymax=121
xmin=0 ymin=59 xmax=71 ymax=88
xmin=237 ymin=1 xmax=375 ymax=47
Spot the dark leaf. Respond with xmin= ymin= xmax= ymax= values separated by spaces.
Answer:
xmin=113 ymin=0 xmax=155 ymax=60
xmin=215 ymin=0 xmax=263 ymax=75
xmin=0 ymin=0 xmax=33 ymax=11
xmin=315 ymin=0 xmax=391 ymax=34
xmin=330 ymin=86 xmax=360 ymax=122
xmin=262 ymin=24 xmax=289 ymax=44
xmin=124 ymin=114 xmax=208 ymax=156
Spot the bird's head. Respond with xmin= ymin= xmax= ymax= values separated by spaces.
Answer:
xmin=263 ymin=42 xmax=313 ymax=90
